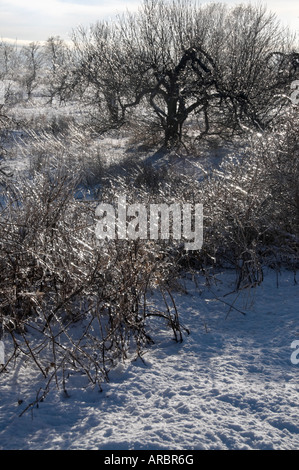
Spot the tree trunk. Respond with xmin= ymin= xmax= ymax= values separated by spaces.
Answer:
xmin=164 ymin=95 xmax=181 ymax=146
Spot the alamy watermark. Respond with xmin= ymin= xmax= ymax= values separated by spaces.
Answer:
xmin=95 ymin=195 xmax=203 ymax=251
xmin=0 ymin=340 xmax=4 ymax=365
xmin=0 ymin=81 xmax=6 ymax=105
xmin=290 ymin=340 xmax=299 ymax=365
xmin=290 ymin=80 xmax=299 ymax=105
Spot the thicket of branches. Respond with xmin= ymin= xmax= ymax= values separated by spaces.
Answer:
xmin=0 ymin=0 xmax=298 ymax=410
xmin=0 ymin=161 xmax=195 ymax=409
xmin=0 ymin=103 xmax=298 ymax=405
xmin=194 ymin=106 xmax=299 ymax=288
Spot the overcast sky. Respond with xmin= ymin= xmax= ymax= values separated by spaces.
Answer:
xmin=0 ymin=0 xmax=298 ymax=45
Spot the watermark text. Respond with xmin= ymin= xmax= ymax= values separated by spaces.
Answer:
xmin=95 ymin=195 xmax=203 ymax=251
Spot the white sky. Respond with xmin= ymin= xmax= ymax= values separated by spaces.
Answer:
xmin=0 ymin=0 xmax=298 ymax=45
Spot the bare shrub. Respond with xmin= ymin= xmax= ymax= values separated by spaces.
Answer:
xmin=23 ymin=125 xmax=105 ymax=189
xmin=0 ymin=163 xmax=189 ymax=412
xmin=196 ymin=105 xmax=299 ymax=288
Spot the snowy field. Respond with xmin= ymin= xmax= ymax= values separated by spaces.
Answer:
xmin=0 ymin=268 xmax=298 ymax=450
xmin=0 ymin=0 xmax=298 ymax=454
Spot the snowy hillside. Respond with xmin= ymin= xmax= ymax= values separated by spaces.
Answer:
xmin=0 ymin=269 xmax=298 ymax=450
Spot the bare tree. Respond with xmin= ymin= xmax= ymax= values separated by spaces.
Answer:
xmin=0 ymin=41 xmax=19 ymax=80
xmin=20 ymin=42 xmax=44 ymax=100
xmin=72 ymin=0 xmax=217 ymax=143
xmin=42 ymin=36 xmax=71 ymax=104
xmin=207 ymin=4 xmax=298 ymax=135
xmin=71 ymin=0 xmax=297 ymax=146
xmin=71 ymin=21 xmax=150 ymax=129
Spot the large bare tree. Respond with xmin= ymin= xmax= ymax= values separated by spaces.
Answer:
xmin=71 ymin=0 xmax=297 ymax=146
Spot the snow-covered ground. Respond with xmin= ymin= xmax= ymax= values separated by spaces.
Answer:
xmin=0 ymin=268 xmax=298 ymax=450
xmin=0 ymin=104 xmax=298 ymax=450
